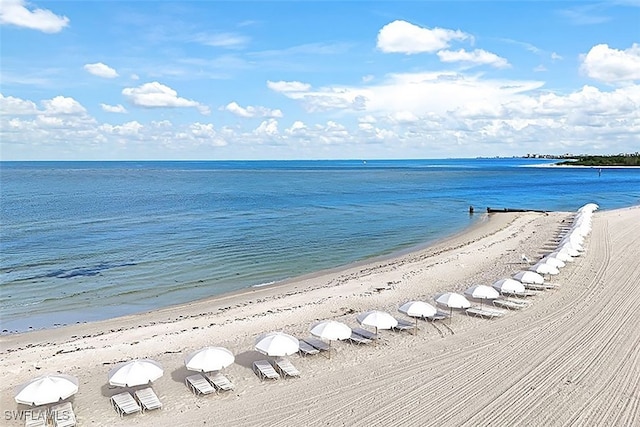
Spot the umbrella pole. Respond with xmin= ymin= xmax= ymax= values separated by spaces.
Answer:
xmin=450 ymin=307 xmax=453 ymax=325
xmin=414 ymin=317 xmax=418 ymax=335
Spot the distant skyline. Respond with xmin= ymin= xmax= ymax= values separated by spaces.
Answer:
xmin=1 ymin=0 xmax=639 ymax=160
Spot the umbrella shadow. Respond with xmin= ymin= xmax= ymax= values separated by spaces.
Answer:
xmin=233 ymin=350 xmax=264 ymax=370
xmin=100 ymin=382 xmax=123 ymax=399
xmin=170 ymin=366 xmax=192 ymax=385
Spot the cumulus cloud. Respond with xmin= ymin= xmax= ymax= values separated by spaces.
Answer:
xmin=437 ymin=49 xmax=510 ymax=68
xmin=581 ymin=43 xmax=640 ymax=83
xmin=254 ymin=118 xmax=279 ymax=136
xmin=101 ymin=103 xmax=127 ymax=113
xmin=41 ymin=96 xmax=87 ymax=115
xmin=377 ymin=20 xmax=469 ymax=54
xmin=0 ymin=93 xmax=38 ymax=114
xmin=0 ymin=0 xmax=69 ymax=33
xmin=224 ymin=101 xmax=283 ymax=118
xmin=122 ymin=82 xmax=208 ymax=113
xmin=84 ymin=63 xmax=119 ymax=79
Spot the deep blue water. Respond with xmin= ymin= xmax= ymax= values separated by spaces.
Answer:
xmin=1 ymin=159 xmax=639 ymax=333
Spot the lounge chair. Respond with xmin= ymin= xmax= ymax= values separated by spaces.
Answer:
xmin=134 ymin=387 xmax=162 ymax=412
xmin=393 ymin=318 xmax=416 ymax=333
xmin=352 ymin=327 xmax=378 ymax=340
xmin=50 ymin=402 xmax=76 ymax=427
xmin=185 ymin=374 xmax=216 ymax=396
xmin=493 ymin=299 xmax=527 ymax=310
xmin=298 ymin=339 xmax=320 ymax=356
xmin=466 ymin=307 xmax=506 ymax=319
xmin=253 ymin=360 xmax=280 ymax=381
xmin=303 ymin=337 xmax=331 ymax=352
xmin=424 ymin=310 xmax=450 ymax=322
xmin=273 ymin=358 xmax=300 ymax=378
xmin=207 ymin=371 xmax=235 ymax=392
xmin=348 ymin=332 xmax=372 ymax=345
xmin=24 ymin=410 xmax=47 ymax=427
xmin=110 ymin=391 xmax=142 ymax=417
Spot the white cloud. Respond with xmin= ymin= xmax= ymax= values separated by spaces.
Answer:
xmin=100 ymin=121 xmax=144 ymax=136
xmin=254 ymin=118 xmax=279 ymax=136
xmin=101 ymin=103 xmax=127 ymax=113
xmin=377 ymin=20 xmax=469 ymax=54
xmin=122 ymin=82 xmax=207 ymax=113
xmin=437 ymin=49 xmax=510 ymax=68
xmin=581 ymin=43 xmax=640 ymax=83
xmin=267 ymin=80 xmax=311 ymax=93
xmin=84 ymin=63 xmax=119 ymax=79
xmin=224 ymin=101 xmax=283 ymax=118
xmin=0 ymin=93 xmax=38 ymax=114
xmin=0 ymin=0 xmax=69 ymax=33
xmin=551 ymin=52 xmax=563 ymax=61
xmin=193 ymin=32 xmax=249 ymax=49
xmin=41 ymin=96 xmax=87 ymax=115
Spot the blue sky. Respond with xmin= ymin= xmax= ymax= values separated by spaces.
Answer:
xmin=1 ymin=0 xmax=639 ymax=160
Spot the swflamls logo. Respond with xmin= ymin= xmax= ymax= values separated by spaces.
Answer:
xmin=4 ymin=409 xmax=71 ymax=422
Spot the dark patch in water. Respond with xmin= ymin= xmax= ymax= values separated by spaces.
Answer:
xmin=40 ymin=262 xmax=137 ymax=279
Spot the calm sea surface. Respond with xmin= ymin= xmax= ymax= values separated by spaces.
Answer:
xmin=2 ymin=159 xmax=639 ymax=333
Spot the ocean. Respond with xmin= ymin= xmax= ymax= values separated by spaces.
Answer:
xmin=2 ymin=158 xmax=639 ymax=333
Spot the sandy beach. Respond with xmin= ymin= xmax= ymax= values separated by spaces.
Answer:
xmin=1 ymin=206 xmax=639 ymax=427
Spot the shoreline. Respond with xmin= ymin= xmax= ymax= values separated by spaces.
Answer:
xmin=1 ymin=213 xmax=489 ymax=337
xmin=2 ymin=205 xmax=639 ymax=426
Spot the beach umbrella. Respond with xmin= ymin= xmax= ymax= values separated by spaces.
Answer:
xmin=108 ymin=359 xmax=164 ymax=388
xmin=310 ymin=320 xmax=352 ymax=357
xmin=356 ymin=310 xmax=398 ymax=335
xmin=542 ymin=256 xmax=566 ymax=269
xmin=464 ymin=285 xmax=499 ymax=308
xmin=310 ymin=320 xmax=352 ymax=342
xmin=548 ymin=250 xmax=573 ymax=262
xmin=530 ymin=262 xmax=560 ymax=276
xmin=492 ymin=278 xmax=526 ymax=295
xmin=398 ymin=301 xmax=437 ymax=334
xmin=435 ymin=292 xmax=471 ymax=324
xmin=513 ymin=271 xmax=544 ymax=285
xmin=15 ymin=374 xmax=79 ymax=407
xmin=255 ymin=332 xmax=299 ymax=357
xmin=557 ymin=245 xmax=580 ymax=258
xmin=184 ymin=346 xmax=235 ymax=373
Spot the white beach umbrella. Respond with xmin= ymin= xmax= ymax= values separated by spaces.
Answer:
xmin=548 ymin=250 xmax=573 ymax=262
xmin=492 ymin=278 xmax=526 ymax=295
xmin=435 ymin=292 xmax=471 ymax=323
xmin=255 ymin=332 xmax=299 ymax=357
xmin=184 ymin=347 xmax=235 ymax=373
xmin=542 ymin=256 xmax=566 ymax=269
xmin=15 ymin=374 xmax=79 ymax=407
xmin=398 ymin=301 xmax=438 ymax=334
xmin=310 ymin=320 xmax=352 ymax=342
xmin=558 ymin=244 xmax=580 ymax=257
xmin=464 ymin=285 xmax=500 ymax=308
xmin=108 ymin=359 xmax=164 ymax=388
xmin=513 ymin=271 xmax=544 ymax=285
xmin=530 ymin=262 xmax=560 ymax=276
xmin=356 ymin=310 xmax=398 ymax=335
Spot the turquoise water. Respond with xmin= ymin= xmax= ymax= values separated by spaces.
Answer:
xmin=1 ymin=159 xmax=639 ymax=332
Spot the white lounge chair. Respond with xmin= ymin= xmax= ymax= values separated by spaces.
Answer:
xmin=348 ymin=333 xmax=372 ymax=345
xmin=298 ymin=339 xmax=320 ymax=356
xmin=303 ymin=337 xmax=331 ymax=352
xmin=352 ymin=327 xmax=378 ymax=340
xmin=424 ymin=310 xmax=450 ymax=322
xmin=393 ymin=318 xmax=416 ymax=333
xmin=207 ymin=371 xmax=235 ymax=392
xmin=493 ymin=299 xmax=527 ymax=310
xmin=253 ymin=360 xmax=280 ymax=381
xmin=50 ymin=402 xmax=76 ymax=427
xmin=110 ymin=391 xmax=142 ymax=417
xmin=134 ymin=387 xmax=162 ymax=412
xmin=466 ymin=307 xmax=506 ymax=319
xmin=185 ymin=374 xmax=216 ymax=396
xmin=273 ymin=358 xmax=300 ymax=378
xmin=24 ymin=410 xmax=47 ymax=427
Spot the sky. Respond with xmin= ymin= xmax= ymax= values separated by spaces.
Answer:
xmin=1 ymin=0 xmax=639 ymax=160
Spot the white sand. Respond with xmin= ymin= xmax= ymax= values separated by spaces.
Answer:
xmin=1 ymin=207 xmax=639 ymax=426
